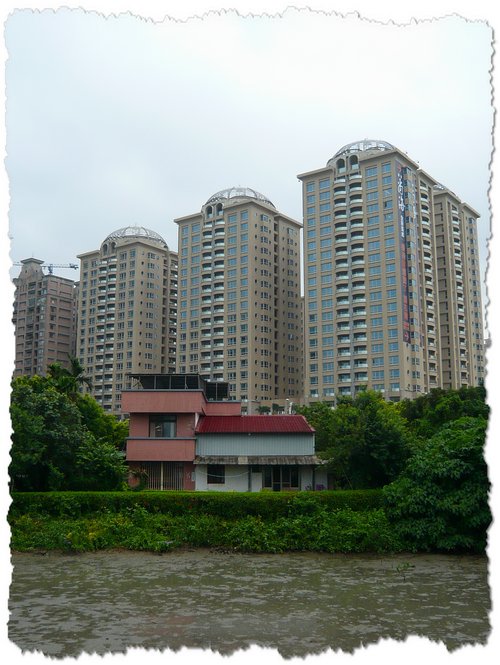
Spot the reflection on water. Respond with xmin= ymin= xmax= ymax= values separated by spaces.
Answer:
xmin=9 ymin=550 xmax=490 ymax=658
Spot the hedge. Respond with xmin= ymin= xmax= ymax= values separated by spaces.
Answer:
xmin=9 ymin=489 xmax=384 ymax=520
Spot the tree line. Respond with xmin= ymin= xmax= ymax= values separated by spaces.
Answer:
xmin=296 ymin=386 xmax=491 ymax=551
xmin=9 ymin=357 xmax=129 ymax=491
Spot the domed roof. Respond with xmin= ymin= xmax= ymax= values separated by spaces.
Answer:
xmin=103 ymin=225 xmax=168 ymax=247
xmin=328 ymin=140 xmax=395 ymax=166
xmin=205 ymin=187 xmax=275 ymax=209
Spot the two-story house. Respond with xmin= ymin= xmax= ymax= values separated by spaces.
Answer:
xmin=122 ymin=374 xmax=326 ymax=491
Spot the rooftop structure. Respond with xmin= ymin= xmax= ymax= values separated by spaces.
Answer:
xmin=205 ymin=187 xmax=275 ymax=208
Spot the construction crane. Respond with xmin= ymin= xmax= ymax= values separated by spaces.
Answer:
xmin=13 ymin=262 xmax=78 ymax=275
xmin=43 ymin=263 xmax=78 ymax=275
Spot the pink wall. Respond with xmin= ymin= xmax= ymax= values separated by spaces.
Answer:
xmin=128 ymin=412 xmax=197 ymax=438
xmin=126 ymin=438 xmax=196 ymax=461
xmin=122 ymin=390 xmax=241 ymax=417
xmin=129 ymin=413 xmax=149 ymax=437
xmin=177 ymin=413 xmax=197 ymax=437
xmin=122 ymin=391 xmax=207 ymax=414
xmin=204 ymin=401 xmax=241 ymax=415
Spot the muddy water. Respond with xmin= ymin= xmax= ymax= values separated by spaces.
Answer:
xmin=9 ymin=550 xmax=490 ymax=658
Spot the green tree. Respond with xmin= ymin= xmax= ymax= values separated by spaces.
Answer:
xmin=398 ymin=386 xmax=489 ymax=439
xmin=73 ymin=434 xmax=128 ymax=491
xmin=9 ymin=376 xmax=89 ymax=490
xmin=47 ymin=354 xmax=92 ymax=400
xmin=383 ymin=416 xmax=491 ymax=552
xmin=298 ymin=392 xmax=414 ymax=489
xmin=328 ymin=391 xmax=413 ymax=489
xmin=76 ymin=394 xmax=129 ymax=450
xmin=9 ymin=374 xmax=127 ymax=491
xmin=295 ymin=401 xmax=336 ymax=453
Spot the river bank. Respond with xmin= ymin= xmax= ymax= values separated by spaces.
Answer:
xmin=9 ymin=506 xmax=405 ymax=554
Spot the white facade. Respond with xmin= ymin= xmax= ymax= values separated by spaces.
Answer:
xmin=194 ymin=464 xmax=327 ymax=492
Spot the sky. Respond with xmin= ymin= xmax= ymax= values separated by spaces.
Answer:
xmin=4 ymin=5 xmax=493 ymax=328
xmin=1 ymin=2 xmax=500 ymax=664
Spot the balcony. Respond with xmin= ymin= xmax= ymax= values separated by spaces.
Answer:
xmin=354 ymin=373 xmax=368 ymax=381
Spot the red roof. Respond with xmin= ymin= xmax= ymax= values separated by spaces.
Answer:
xmin=196 ymin=415 xmax=315 ymax=434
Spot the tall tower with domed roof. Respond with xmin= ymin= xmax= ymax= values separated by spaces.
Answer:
xmin=174 ymin=187 xmax=303 ymax=413
xmin=298 ymin=140 xmax=484 ymax=404
xmin=77 ymin=225 xmax=178 ymax=414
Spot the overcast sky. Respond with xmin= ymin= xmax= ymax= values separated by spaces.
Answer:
xmin=5 ymin=7 xmax=493 ymax=312
xmin=1 ymin=3 xmax=499 ymax=664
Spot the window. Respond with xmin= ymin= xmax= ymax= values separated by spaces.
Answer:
xmin=207 ymin=465 xmax=225 ymax=484
xmin=149 ymin=415 xmax=176 ymax=438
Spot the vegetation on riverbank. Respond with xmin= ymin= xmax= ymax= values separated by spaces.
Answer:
xmin=8 ymin=376 xmax=490 ymax=555
xmin=9 ymin=493 xmax=401 ymax=554
xmin=8 ymin=483 xmax=489 ymax=555
xmin=9 ymin=360 xmax=128 ymax=492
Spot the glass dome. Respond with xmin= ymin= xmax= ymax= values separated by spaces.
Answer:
xmin=205 ymin=187 xmax=275 ymax=209
xmin=103 ymin=225 xmax=168 ymax=247
xmin=327 ymin=140 xmax=395 ymax=166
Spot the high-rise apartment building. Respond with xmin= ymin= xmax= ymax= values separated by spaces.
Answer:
xmin=298 ymin=140 xmax=484 ymax=404
xmin=12 ymin=258 xmax=77 ymax=377
xmin=174 ymin=187 xmax=303 ymax=413
xmin=77 ymin=226 xmax=178 ymax=414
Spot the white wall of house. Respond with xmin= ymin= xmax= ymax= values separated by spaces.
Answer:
xmin=313 ymin=467 xmax=329 ymax=490
xmin=195 ymin=464 xmax=252 ymax=492
xmin=195 ymin=464 xmax=328 ymax=492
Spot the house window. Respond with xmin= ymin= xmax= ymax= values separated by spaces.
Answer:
xmin=207 ymin=464 xmax=225 ymax=484
xmin=263 ymin=466 xmax=299 ymax=491
xmin=149 ymin=415 xmax=176 ymax=438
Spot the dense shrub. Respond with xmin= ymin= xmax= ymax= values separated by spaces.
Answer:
xmin=383 ymin=417 xmax=490 ymax=553
xmin=8 ymin=489 xmax=399 ymax=555
xmin=9 ymin=507 xmax=401 ymax=555
xmin=9 ymin=489 xmax=384 ymax=520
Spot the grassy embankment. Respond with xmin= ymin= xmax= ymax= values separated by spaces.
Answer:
xmin=9 ymin=490 xmax=406 ymax=554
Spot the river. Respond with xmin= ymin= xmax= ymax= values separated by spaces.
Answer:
xmin=8 ymin=549 xmax=490 ymax=658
